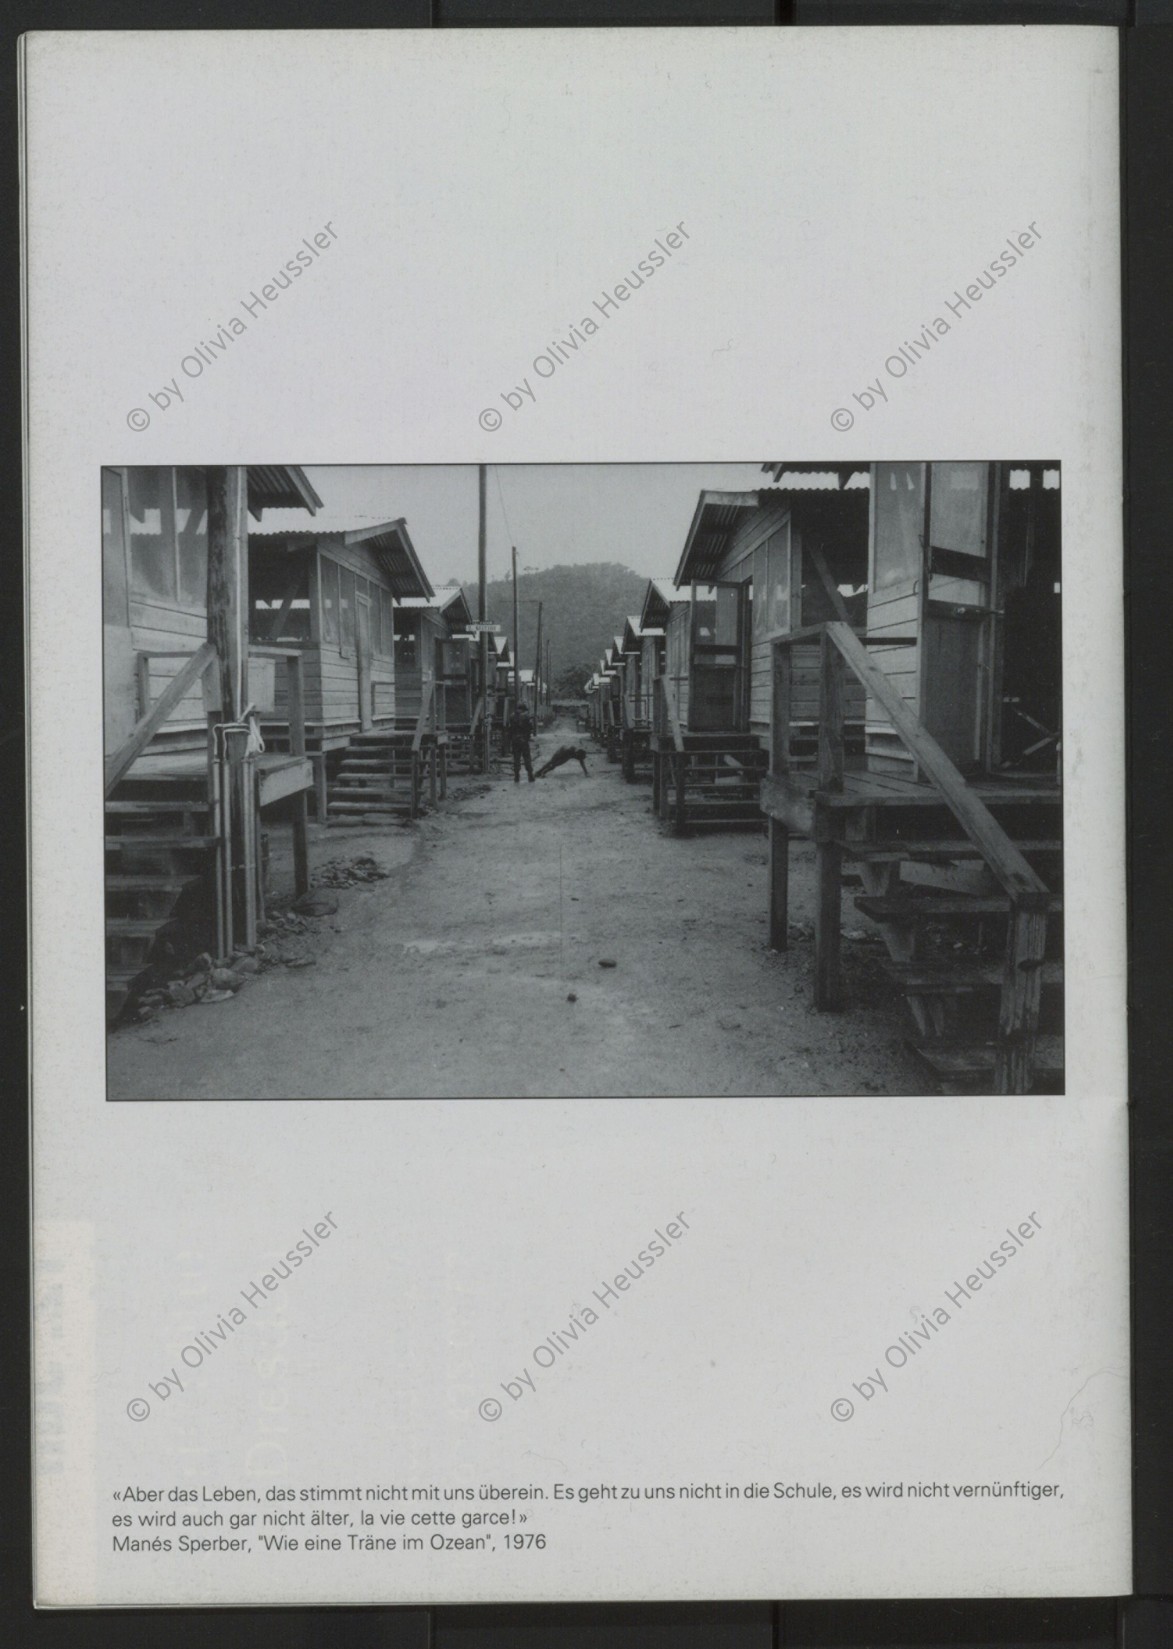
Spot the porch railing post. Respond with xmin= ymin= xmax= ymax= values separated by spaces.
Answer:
xmin=814 ymin=628 xmax=846 ymax=1008
xmin=769 ymin=638 xmax=792 ymax=951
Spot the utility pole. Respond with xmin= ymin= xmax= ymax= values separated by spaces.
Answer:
xmin=546 ymin=638 xmax=551 ymax=710
xmin=478 ymin=464 xmax=491 ymax=774
xmin=533 ymin=601 xmax=543 ymax=720
xmin=511 ymin=545 xmax=520 ymax=714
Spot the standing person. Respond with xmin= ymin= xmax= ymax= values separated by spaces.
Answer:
xmin=506 ymin=702 xmax=535 ymax=783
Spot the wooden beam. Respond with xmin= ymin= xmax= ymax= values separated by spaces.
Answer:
xmin=995 ymin=908 xmax=1048 ymax=1093
xmin=105 ymin=642 xmax=216 ymax=796
xmin=207 ymin=467 xmax=249 ymax=722
xmin=771 ymin=638 xmax=791 ymax=776
xmin=263 ymin=559 xmax=307 ymax=642
xmin=806 ymin=539 xmax=853 ymax=624
xmin=825 ymin=621 xmax=1048 ymax=903
xmin=286 ymin=655 xmax=309 ymax=895
xmin=817 ymin=629 xmax=845 ymax=793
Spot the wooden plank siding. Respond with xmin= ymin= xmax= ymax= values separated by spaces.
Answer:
xmin=697 ymin=494 xmax=867 ymax=747
xmin=864 ymin=464 xmax=921 ymax=775
xmin=311 ymin=540 xmax=396 ymax=729
xmin=665 ymin=605 xmax=691 ymax=728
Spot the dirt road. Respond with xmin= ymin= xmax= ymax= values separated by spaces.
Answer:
xmin=107 ymin=721 xmax=931 ymax=1099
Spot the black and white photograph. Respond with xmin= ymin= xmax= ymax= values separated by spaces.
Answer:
xmin=103 ymin=459 xmax=1063 ymax=1100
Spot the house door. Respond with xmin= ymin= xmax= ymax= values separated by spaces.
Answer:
xmin=356 ymin=595 xmax=373 ymax=731
xmin=921 ymin=609 xmax=987 ymax=772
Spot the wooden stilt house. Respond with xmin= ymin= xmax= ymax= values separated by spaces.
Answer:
xmin=103 ymin=464 xmax=323 ymax=1021
xmin=654 ymin=477 xmax=872 ymax=833
xmin=394 ymin=588 xmax=482 ymax=771
xmin=245 ymin=512 xmax=438 ymax=823
xmin=760 ymin=461 xmax=1063 ymax=1094
xmin=618 ymin=615 xmax=656 ymax=782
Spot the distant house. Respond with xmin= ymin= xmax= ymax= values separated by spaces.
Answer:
xmin=672 ymin=476 xmax=870 ymax=750
xmin=395 ymin=587 xmax=476 ymax=731
xmin=247 ymin=512 xmax=434 ymax=752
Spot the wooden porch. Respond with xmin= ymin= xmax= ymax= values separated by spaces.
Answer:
xmin=762 ymin=622 xmax=1063 ymax=1094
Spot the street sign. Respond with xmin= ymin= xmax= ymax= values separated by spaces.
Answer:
xmin=465 ymin=621 xmax=503 ymax=634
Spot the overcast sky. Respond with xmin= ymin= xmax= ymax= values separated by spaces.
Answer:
xmin=302 ymin=464 xmax=769 ymax=587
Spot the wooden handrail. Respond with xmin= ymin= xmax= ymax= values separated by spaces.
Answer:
xmin=820 ymin=621 xmax=1048 ymax=904
xmin=105 ymin=642 xmax=216 ymax=797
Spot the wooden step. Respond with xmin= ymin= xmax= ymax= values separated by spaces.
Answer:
xmin=105 ymin=834 xmax=219 ymax=850
xmin=849 ymin=838 xmax=1061 ymax=862
xmin=914 ymin=1036 xmax=1065 ymax=1087
xmin=883 ymin=960 xmax=1064 ymax=994
xmin=327 ymin=800 xmax=411 ymax=815
xmin=106 ymin=916 xmax=179 ymax=933
xmin=105 ymin=799 xmax=212 ymax=816
xmin=105 ymin=874 xmax=204 ymax=893
xmin=857 ymin=894 xmax=1062 ymax=921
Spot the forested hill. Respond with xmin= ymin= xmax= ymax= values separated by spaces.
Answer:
xmin=459 ymin=562 xmax=651 ymax=694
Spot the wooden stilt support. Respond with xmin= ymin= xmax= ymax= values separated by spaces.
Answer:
xmin=769 ymin=638 xmax=792 ymax=950
xmin=286 ymin=654 xmax=310 ymax=896
xmin=995 ymin=905 xmax=1048 ymax=1093
xmin=769 ymin=819 xmax=789 ymax=951
xmin=674 ymin=752 xmax=687 ymax=836
xmin=812 ymin=632 xmax=846 ymax=1010
xmin=814 ymin=836 xmax=843 ymax=1010
xmin=311 ymin=752 xmax=328 ymax=823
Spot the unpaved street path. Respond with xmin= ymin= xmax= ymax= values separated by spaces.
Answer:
xmin=108 ymin=722 xmax=931 ymax=1099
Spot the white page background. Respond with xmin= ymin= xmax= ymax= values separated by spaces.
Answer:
xmin=25 ymin=26 xmax=1128 ymax=1605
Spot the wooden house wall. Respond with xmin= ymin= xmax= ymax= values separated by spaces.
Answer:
xmin=665 ymin=605 xmax=691 ymax=728
xmin=864 ymin=463 xmax=925 ymax=774
xmin=395 ymin=610 xmax=443 ymax=723
xmin=311 ymin=540 xmax=396 ymax=729
xmin=640 ymin=635 xmax=660 ymax=723
xmin=440 ymin=639 xmax=474 ymax=725
xmin=103 ymin=466 xmax=213 ymax=759
xmin=709 ymin=496 xmax=866 ymax=745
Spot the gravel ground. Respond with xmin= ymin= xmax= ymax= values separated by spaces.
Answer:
xmin=107 ymin=720 xmax=934 ymax=1099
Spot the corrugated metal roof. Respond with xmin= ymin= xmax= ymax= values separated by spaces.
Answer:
xmin=249 ymin=514 xmax=434 ymax=601
xmin=640 ymin=577 xmax=691 ymax=632
xmin=761 ymin=464 xmax=870 ymax=489
xmin=673 ymin=490 xmax=760 ymax=587
xmin=247 ymin=465 xmax=323 ymax=518
xmin=399 ymin=588 xmax=473 ymax=625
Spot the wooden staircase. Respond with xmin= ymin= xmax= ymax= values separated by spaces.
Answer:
xmin=653 ymin=734 xmax=768 ymax=833
xmin=763 ymin=622 xmax=1065 ymax=1094
xmin=847 ymin=797 xmax=1065 ymax=1092
xmin=105 ymin=774 xmax=218 ymax=1022
xmin=327 ymin=731 xmax=420 ymax=821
